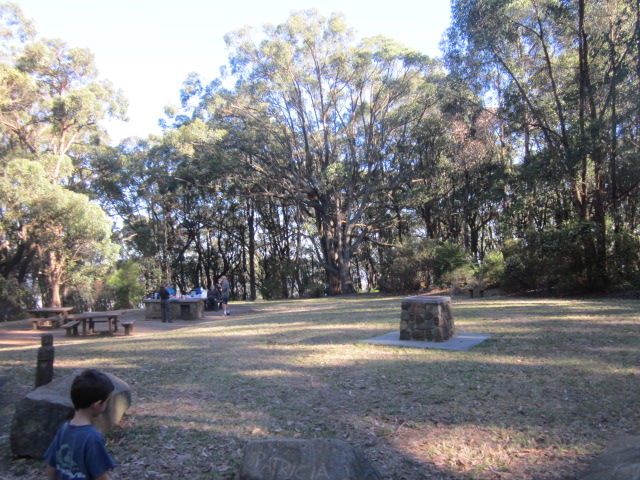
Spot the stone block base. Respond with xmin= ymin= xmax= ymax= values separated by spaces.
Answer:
xmin=400 ymin=295 xmax=455 ymax=342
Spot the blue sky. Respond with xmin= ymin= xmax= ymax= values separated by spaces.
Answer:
xmin=15 ymin=0 xmax=452 ymax=144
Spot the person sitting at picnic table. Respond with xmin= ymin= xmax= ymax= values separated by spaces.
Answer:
xmin=206 ymin=285 xmax=219 ymax=311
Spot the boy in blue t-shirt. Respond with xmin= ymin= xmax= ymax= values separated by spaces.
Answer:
xmin=45 ymin=369 xmax=116 ymax=480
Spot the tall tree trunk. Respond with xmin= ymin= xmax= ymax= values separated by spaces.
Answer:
xmin=47 ymin=251 xmax=63 ymax=308
xmin=247 ymin=200 xmax=256 ymax=300
xmin=579 ymin=0 xmax=608 ymax=289
xmin=609 ymin=20 xmax=621 ymax=277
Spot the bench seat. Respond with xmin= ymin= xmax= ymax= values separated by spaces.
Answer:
xmin=62 ymin=320 xmax=80 ymax=336
xmin=121 ymin=320 xmax=135 ymax=336
xmin=30 ymin=317 xmax=60 ymax=330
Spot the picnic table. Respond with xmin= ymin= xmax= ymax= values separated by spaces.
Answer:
xmin=27 ymin=307 xmax=74 ymax=329
xmin=70 ymin=311 xmax=124 ymax=336
xmin=27 ymin=307 xmax=74 ymax=320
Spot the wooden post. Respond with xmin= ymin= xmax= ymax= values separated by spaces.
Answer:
xmin=35 ymin=334 xmax=54 ymax=388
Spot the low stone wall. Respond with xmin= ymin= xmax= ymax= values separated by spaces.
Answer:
xmin=399 ymin=295 xmax=455 ymax=342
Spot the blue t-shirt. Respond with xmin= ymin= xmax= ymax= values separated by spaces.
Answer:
xmin=45 ymin=422 xmax=115 ymax=480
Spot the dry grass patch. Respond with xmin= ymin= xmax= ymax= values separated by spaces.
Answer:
xmin=1 ymin=294 xmax=639 ymax=479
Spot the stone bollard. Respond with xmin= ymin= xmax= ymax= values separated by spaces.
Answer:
xmin=35 ymin=334 xmax=54 ymax=388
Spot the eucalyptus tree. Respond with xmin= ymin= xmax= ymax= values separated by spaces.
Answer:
xmin=445 ymin=0 xmax=640 ymax=289
xmin=0 ymin=158 xmax=118 ymax=306
xmin=1 ymin=36 xmax=127 ymax=183
xmin=90 ymin=117 xmax=238 ymax=294
xmin=0 ymin=3 xmax=126 ymax=305
xmin=207 ymin=10 xmax=444 ymax=294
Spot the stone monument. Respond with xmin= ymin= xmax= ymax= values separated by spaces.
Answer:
xmin=399 ymin=295 xmax=455 ymax=342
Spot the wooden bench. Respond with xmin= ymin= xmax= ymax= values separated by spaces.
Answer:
xmin=121 ymin=320 xmax=135 ymax=336
xmin=62 ymin=320 xmax=81 ymax=336
xmin=30 ymin=317 xmax=60 ymax=330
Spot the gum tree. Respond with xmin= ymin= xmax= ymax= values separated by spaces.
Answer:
xmin=0 ymin=3 xmax=125 ymax=305
xmin=205 ymin=10 xmax=444 ymax=293
xmin=444 ymin=0 xmax=640 ymax=289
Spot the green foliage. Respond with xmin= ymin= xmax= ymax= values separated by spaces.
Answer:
xmin=378 ymin=239 xmax=435 ymax=293
xmin=378 ymin=239 xmax=477 ymax=292
xmin=106 ymin=260 xmax=147 ymax=309
xmin=501 ymin=254 xmax=529 ymax=293
xmin=0 ymin=276 xmax=34 ymax=321
xmin=610 ymin=229 xmax=640 ymax=289
xmin=0 ymin=11 xmax=126 ymax=306
xmin=502 ymin=222 xmax=604 ymax=293
xmin=257 ymin=276 xmax=282 ymax=300
xmin=433 ymin=242 xmax=473 ymax=287
xmin=476 ymin=250 xmax=504 ymax=287
xmin=1 ymin=158 xmax=119 ymax=305
xmin=307 ymin=283 xmax=326 ymax=298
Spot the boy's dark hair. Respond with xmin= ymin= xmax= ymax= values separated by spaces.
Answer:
xmin=70 ymin=369 xmax=114 ymax=410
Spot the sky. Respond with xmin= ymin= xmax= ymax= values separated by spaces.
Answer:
xmin=15 ymin=0 xmax=452 ymax=144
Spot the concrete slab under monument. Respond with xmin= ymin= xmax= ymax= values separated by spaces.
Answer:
xmin=362 ymin=331 xmax=492 ymax=351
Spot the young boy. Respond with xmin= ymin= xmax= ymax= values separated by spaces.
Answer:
xmin=45 ymin=369 xmax=115 ymax=480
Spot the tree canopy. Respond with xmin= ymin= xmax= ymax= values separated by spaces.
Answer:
xmin=2 ymin=4 xmax=640 ymax=313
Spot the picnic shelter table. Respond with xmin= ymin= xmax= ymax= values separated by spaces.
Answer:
xmin=27 ymin=307 xmax=74 ymax=329
xmin=27 ymin=307 xmax=74 ymax=321
xmin=71 ymin=311 xmax=124 ymax=336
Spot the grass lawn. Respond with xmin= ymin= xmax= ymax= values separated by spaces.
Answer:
xmin=1 ymin=294 xmax=639 ymax=479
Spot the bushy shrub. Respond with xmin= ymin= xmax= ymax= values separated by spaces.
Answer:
xmin=502 ymin=255 xmax=530 ymax=292
xmin=377 ymin=239 xmax=477 ymax=292
xmin=308 ymin=283 xmax=326 ymax=298
xmin=610 ymin=229 xmax=640 ymax=289
xmin=476 ymin=250 xmax=504 ymax=287
xmin=106 ymin=260 xmax=147 ymax=309
xmin=501 ymin=221 xmax=602 ymax=293
xmin=258 ymin=275 xmax=283 ymax=300
xmin=377 ymin=239 xmax=435 ymax=293
xmin=433 ymin=242 xmax=473 ymax=287
xmin=440 ymin=264 xmax=475 ymax=287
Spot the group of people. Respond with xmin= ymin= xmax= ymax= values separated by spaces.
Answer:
xmin=157 ymin=275 xmax=231 ymax=323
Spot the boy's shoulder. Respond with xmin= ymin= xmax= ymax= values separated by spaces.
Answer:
xmin=58 ymin=422 xmax=104 ymax=440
